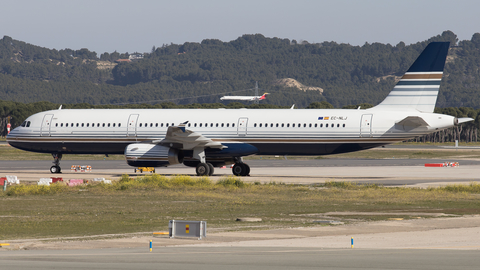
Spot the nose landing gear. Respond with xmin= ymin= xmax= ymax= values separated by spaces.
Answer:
xmin=50 ymin=153 xmax=62 ymax=173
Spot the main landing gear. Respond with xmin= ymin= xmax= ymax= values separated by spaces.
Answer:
xmin=50 ymin=153 xmax=62 ymax=173
xmin=194 ymin=147 xmax=215 ymax=176
xmin=232 ymin=162 xmax=250 ymax=176
xmin=196 ymin=162 xmax=214 ymax=176
xmin=192 ymin=148 xmax=250 ymax=177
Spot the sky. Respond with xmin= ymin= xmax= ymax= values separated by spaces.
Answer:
xmin=1 ymin=0 xmax=479 ymax=54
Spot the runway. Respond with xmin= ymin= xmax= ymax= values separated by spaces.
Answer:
xmin=1 ymin=247 xmax=478 ymax=270
xmin=2 ymin=158 xmax=480 ymax=187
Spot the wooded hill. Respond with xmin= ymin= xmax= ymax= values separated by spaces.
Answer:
xmin=1 ymin=31 xmax=480 ymax=108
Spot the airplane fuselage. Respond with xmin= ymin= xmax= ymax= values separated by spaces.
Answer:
xmin=7 ymin=108 xmax=456 ymax=157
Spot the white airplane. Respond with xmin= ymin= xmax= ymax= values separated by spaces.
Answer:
xmin=220 ymin=92 xmax=269 ymax=101
xmin=7 ymin=42 xmax=473 ymax=176
xmin=220 ymin=82 xmax=268 ymax=102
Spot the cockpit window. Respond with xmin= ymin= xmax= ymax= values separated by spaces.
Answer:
xmin=21 ymin=121 xmax=26 ymax=127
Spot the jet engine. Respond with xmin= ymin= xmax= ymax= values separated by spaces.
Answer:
xmin=125 ymin=143 xmax=183 ymax=167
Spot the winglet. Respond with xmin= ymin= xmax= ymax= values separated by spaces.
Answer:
xmin=178 ymin=121 xmax=188 ymax=132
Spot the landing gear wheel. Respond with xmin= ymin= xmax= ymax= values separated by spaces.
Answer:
xmin=244 ymin=163 xmax=250 ymax=176
xmin=207 ymin=163 xmax=214 ymax=176
xmin=232 ymin=163 xmax=249 ymax=176
xmin=196 ymin=163 xmax=210 ymax=176
xmin=51 ymin=153 xmax=63 ymax=174
xmin=50 ymin=165 xmax=61 ymax=174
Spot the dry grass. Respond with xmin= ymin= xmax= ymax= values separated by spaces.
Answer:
xmin=1 ymin=176 xmax=480 ymax=240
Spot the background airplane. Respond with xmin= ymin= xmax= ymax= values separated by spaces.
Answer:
xmin=220 ymin=82 xmax=268 ymax=103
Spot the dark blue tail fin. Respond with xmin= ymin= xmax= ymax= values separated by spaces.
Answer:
xmin=373 ymin=42 xmax=450 ymax=113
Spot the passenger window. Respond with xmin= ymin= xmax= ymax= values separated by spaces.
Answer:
xmin=150 ymin=123 xmax=153 ymax=127
xmin=139 ymin=123 xmax=142 ymax=127
xmin=61 ymin=123 xmax=64 ymax=127
xmin=55 ymin=123 xmax=58 ymax=127
xmin=113 ymin=123 xmax=115 ymax=127
xmin=166 ymin=123 xmax=169 ymax=127
xmin=314 ymin=123 xmax=317 ymax=127
xmin=66 ymin=123 xmax=69 ymax=127
xmin=232 ymin=123 xmax=235 ymax=127
xmin=292 ymin=124 xmax=295 ymax=127
xmin=119 ymin=123 xmax=121 ymax=127
xmin=281 ymin=123 xmax=284 ymax=127
xmin=97 ymin=123 xmax=100 ymax=127
xmin=254 ymin=123 xmax=257 ymax=127
xmin=216 ymin=123 xmax=219 ymax=127
xmin=156 ymin=123 xmax=158 ymax=127
xmin=259 ymin=123 xmax=262 ymax=127
xmin=76 ymin=123 xmax=79 ymax=127
xmin=332 ymin=124 xmax=334 ymax=128
xmin=187 ymin=123 xmax=190 ymax=127
xmin=287 ymin=124 xmax=290 ymax=127
xmin=87 ymin=123 xmax=89 ymax=127
xmin=102 ymin=123 xmax=105 ymax=127
xmin=172 ymin=123 xmax=174 ymax=126
xmin=337 ymin=124 xmax=340 ymax=127
xmin=320 ymin=124 xmax=323 ymax=127
xmin=326 ymin=124 xmax=328 ymax=127
xmin=108 ymin=123 xmax=111 ymax=127
xmin=82 ymin=123 xmax=84 ymax=127
xmin=210 ymin=123 xmax=213 ymax=127
xmin=304 ymin=124 xmax=307 ymax=127
xmin=161 ymin=123 xmax=164 ymax=127
xmin=194 ymin=123 xmax=197 ymax=127
xmin=227 ymin=123 xmax=229 ymax=127
xmin=309 ymin=124 xmax=312 ymax=127
xmin=343 ymin=124 xmax=346 ymax=127
xmin=221 ymin=123 xmax=224 ymax=127
xmin=270 ymin=123 xmax=273 ymax=127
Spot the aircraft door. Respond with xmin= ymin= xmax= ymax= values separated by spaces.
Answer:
xmin=40 ymin=114 xmax=54 ymax=136
xmin=127 ymin=114 xmax=139 ymax=137
xmin=360 ymin=114 xmax=373 ymax=137
xmin=237 ymin=117 xmax=248 ymax=136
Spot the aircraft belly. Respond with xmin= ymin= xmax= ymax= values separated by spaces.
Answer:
xmin=250 ymin=142 xmax=387 ymax=155
xmin=8 ymin=141 xmax=128 ymax=155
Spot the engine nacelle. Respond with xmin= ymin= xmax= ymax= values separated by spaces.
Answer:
xmin=125 ymin=143 xmax=183 ymax=168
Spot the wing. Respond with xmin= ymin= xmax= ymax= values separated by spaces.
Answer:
xmin=154 ymin=123 xmax=227 ymax=150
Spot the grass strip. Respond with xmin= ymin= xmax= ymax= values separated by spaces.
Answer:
xmin=1 ymin=176 xmax=480 ymax=240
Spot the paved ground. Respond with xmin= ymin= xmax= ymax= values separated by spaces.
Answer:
xmin=2 ymin=158 xmax=480 ymax=187
xmin=2 ymin=216 xmax=480 ymax=269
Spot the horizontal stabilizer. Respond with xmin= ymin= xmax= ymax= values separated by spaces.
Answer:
xmin=396 ymin=116 xmax=429 ymax=128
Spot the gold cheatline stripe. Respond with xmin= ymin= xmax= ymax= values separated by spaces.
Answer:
xmin=402 ymin=74 xmax=443 ymax=80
